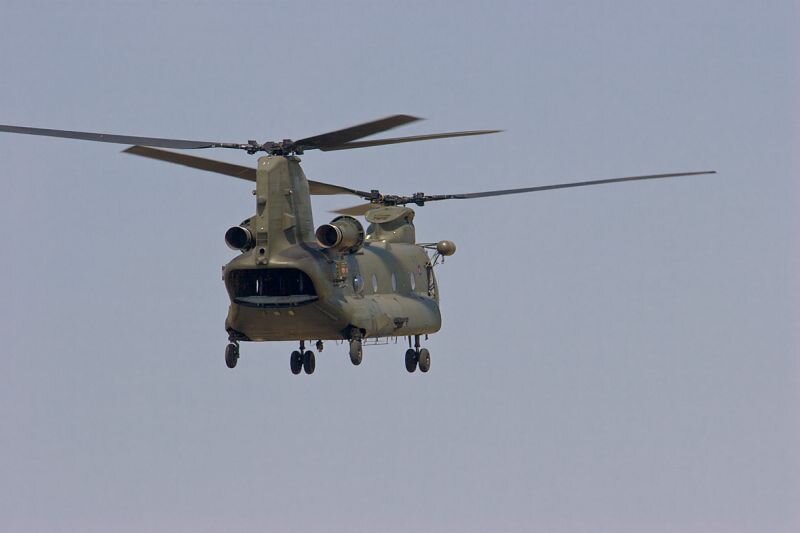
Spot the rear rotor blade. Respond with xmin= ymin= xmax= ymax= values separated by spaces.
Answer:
xmin=295 ymin=115 xmax=421 ymax=150
xmin=307 ymin=181 xmax=367 ymax=196
xmin=0 ymin=124 xmax=239 ymax=150
xmin=333 ymin=170 xmax=716 ymax=213
xmin=332 ymin=203 xmax=379 ymax=216
xmin=423 ymin=171 xmax=717 ymax=202
xmin=319 ymin=129 xmax=502 ymax=151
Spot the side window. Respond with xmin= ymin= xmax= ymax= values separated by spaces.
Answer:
xmin=353 ymin=275 xmax=364 ymax=294
xmin=410 ymin=271 xmax=416 ymax=291
xmin=391 ymin=273 xmax=397 ymax=292
xmin=372 ymin=273 xmax=379 ymax=293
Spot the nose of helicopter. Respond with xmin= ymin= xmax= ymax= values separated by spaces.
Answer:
xmin=234 ymin=294 xmax=318 ymax=307
xmin=225 ymin=267 xmax=319 ymax=308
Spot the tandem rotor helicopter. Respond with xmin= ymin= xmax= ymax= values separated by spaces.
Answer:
xmin=0 ymin=115 xmax=714 ymax=375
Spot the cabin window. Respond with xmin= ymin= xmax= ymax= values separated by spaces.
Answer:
xmin=372 ymin=274 xmax=379 ymax=293
xmin=410 ymin=272 xmax=416 ymax=291
xmin=391 ymin=273 xmax=397 ymax=292
xmin=353 ymin=275 xmax=364 ymax=294
xmin=228 ymin=268 xmax=316 ymax=298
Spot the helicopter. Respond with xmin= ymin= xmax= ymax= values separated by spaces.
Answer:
xmin=0 ymin=115 xmax=715 ymax=375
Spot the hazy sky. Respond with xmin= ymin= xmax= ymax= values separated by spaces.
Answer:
xmin=0 ymin=1 xmax=797 ymax=532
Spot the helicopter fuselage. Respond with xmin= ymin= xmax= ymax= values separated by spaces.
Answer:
xmin=221 ymin=155 xmax=444 ymax=345
xmin=223 ymin=240 xmax=441 ymax=342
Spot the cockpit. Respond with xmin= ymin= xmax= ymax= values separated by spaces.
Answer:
xmin=226 ymin=268 xmax=318 ymax=307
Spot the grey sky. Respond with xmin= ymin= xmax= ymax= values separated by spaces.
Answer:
xmin=0 ymin=1 xmax=797 ymax=532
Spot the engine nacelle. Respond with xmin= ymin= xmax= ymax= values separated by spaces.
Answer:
xmin=225 ymin=226 xmax=254 ymax=251
xmin=315 ymin=216 xmax=365 ymax=253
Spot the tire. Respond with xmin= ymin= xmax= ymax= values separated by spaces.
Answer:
xmin=225 ymin=343 xmax=238 ymax=369
xmin=290 ymin=350 xmax=303 ymax=375
xmin=418 ymin=348 xmax=431 ymax=373
xmin=303 ymin=350 xmax=316 ymax=375
xmin=405 ymin=348 xmax=418 ymax=373
xmin=349 ymin=341 xmax=363 ymax=366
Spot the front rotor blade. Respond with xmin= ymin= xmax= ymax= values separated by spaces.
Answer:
xmin=124 ymin=146 xmax=256 ymax=181
xmin=423 ymin=171 xmax=717 ymax=202
xmin=124 ymin=145 xmax=366 ymax=196
xmin=0 ymin=124 xmax=238 ymax=150
xmin=295 ymin=115 xmax=421 ymax=150
xmin=319 ymin=129 xmax=502 ymax=151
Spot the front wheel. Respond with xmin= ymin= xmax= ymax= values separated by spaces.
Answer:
xmin=405 ymin=348 xmax=417 ymax=373
xmin=418 ymin=348 xmax=431 ymax=373
xmin=290 ymin=350 xmax=303 ymax=375
xmin=303 ymin=350 xmax=316 ymax=375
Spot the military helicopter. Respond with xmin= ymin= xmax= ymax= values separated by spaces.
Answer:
xmin=0 ymin=116 xmax=714 ymax=375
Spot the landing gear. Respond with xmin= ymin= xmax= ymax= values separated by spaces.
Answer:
xmin=405 ymin=348 xmax=417 ymax=373
xmin=303 ymin=350 xmax=316 ymax=374
xmin=348 ymin=327 xmax=363 ymax=366
xmin=291 ymin=341 xmax=316 ymax=375
xmin=349 ymin=339 xmax=363 ymax=365
xmin=228 ymin=335 xmax=431 ymax=374
xmin=405 ymin=335 xmax=431 ymax=373
xmin=290 ymin=350 xmax=303 ymax=375
xmin=225 ymin=342 xmax=239 ymax=369
xmin=418 ymin=348 xmax=431 ymax=373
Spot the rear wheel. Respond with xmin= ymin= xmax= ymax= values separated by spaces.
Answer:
xmin=349 ymin=340 xmax=363 ymax=366
xmin=225 ymin=343 xmax=239 ymax=369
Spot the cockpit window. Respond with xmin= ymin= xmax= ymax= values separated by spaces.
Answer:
xmin=228 ymin=268 xmax=316 ymax=298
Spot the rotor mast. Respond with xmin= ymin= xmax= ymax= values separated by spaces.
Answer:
xmin=254 ymin=155 xmax=316 ymax=263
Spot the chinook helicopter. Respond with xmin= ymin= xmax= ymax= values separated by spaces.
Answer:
xmin=0 ymin=116 xmax=714 ymax=375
